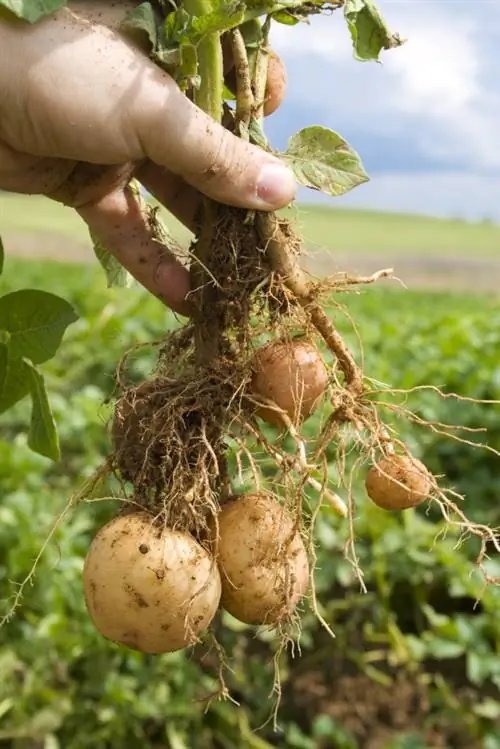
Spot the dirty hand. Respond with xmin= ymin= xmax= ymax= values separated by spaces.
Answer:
xmin=0 ymin=1 xmax=295 ymax=314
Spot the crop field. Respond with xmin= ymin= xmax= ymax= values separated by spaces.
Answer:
xmin=1 ymin=243 xmax=499 ymax=748
xmin=1 ymin=193 xmax=500 ymax=292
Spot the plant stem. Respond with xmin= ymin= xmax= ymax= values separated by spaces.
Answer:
xmin=182 ymin=0 xmax=225 ymax=364
xmin=230 ymin=28 xmax=254 ymax=131
xmin=182 ymin=0 xmax=223 ymax=123
xmin=252 ymin=15 xmax=271 ymax=121
xmin=256 ymin=213 xmax=364 ymax=396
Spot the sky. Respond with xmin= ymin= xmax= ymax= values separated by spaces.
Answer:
xmin=266 ymin=1 xmax=500 ymax=221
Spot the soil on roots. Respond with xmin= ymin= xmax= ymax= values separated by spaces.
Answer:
xmin=108 ymin=204 xmax=303 ymax=537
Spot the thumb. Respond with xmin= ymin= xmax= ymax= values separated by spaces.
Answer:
xmin=132 ymin=71 xmax=297 ymax=212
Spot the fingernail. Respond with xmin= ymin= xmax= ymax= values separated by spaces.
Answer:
xmin=256 ymin=162 xmax=297 ymax=208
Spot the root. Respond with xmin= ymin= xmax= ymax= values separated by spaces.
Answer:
xmin=197 ymin=628 xmax=239 ymax=707
xmin=256 ymin=212 xmax=364 ymax=395
xmin=239 ymin=417 xmax=347 ymax=517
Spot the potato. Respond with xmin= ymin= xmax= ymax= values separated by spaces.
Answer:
xmin=83 ymin=511 xmax=221 ymax=653
xmin=366 ymin=454 xmax=432 ymax=511
xmin=264 ymin=51 xmax=287 ymax=116
xmin=250 ymin=338 xmax=328 ymax=427
xmin=214 ymin=493 xmax=309 ymax=625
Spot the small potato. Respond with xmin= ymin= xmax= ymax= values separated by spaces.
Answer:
xmin=214 ymin=493 xmax=309 ymax=625
xmin=250 ymin=338 xmax=328 ymax=427
xmin=83 ymin=511 xmax=221 ymax=653
xmin=366 ymin=454 xmax=432 ymax=511
xmin=264 ymin=51 xmax=287 ymax=116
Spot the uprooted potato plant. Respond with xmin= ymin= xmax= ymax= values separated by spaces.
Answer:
xmin=3 ymin=0 xmax=500 ymax=717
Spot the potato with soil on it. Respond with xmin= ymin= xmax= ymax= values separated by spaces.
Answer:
xmin=213 ymin=492 xmax=310 ymax=626
xmin=250 ymin=338 xmax=328 ymax=427
xmin=365 ymin=454 xmax=432 ymax=511
xmin=83 ymin=511 xmax=221 ymax=654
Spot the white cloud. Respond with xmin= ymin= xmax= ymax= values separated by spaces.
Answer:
xmin=299 ymin=172 xmax=500 ymax=222
xmin=383 ymin=18 xmax=479 ymax=114
xmin=269 ymin=0 xmax=500 ymax=217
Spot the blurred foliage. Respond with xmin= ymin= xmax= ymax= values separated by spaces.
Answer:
xmin=0 ymin=258 xmax=499 ymax=748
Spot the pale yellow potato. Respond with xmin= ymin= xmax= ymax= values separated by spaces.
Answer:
xmin=215 ymin=493 xmax=309 ymax=626
xmin=83 ymin=511 xmax=221 ymax=653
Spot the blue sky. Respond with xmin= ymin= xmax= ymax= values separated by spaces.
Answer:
xmin=267 ymin=1 xmax=500 ymax=221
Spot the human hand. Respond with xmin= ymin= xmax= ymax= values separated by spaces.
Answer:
xmin=0 ymin=1 xmax=295 ymax=315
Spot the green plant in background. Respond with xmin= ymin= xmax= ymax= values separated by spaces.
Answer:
xmin=1 ymin=260 xmax=499 ymax=747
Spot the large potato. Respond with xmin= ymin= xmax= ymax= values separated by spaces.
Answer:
xmin=214 ymin=493 xmax=309 ymax=625
xmin=83 ymin=511 xmax=221 ymax=653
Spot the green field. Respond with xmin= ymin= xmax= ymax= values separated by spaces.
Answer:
xmin=1 ymin=251 xmax=500 ymax=748
xmin=1 ymin=192 xmax=500 ymax=258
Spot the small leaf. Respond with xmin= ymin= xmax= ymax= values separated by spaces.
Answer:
xmin=165 ymin=1 xmax=245 ymax=46
xmin=239 ymin=18 xmax=263 ymax=49
xmin=91 ymin=234 xmax=133 ymax=289
xmin=178 ymin=42 xmax=200 ymax=91
xmin=0 ymin=342 xmax=30 ymax=413
xmin=0 ymin=235 xmax=4 ymax=274
xmin=121 ymin=1 xmax=158 ymax=48
xmin=223 ymin=83 xmax=236 ymax=101
xmin=0 ymin=290 xmax=78 ymax=364
xmin=272 ymin=10 xmax=300 ymax=26
xmin=0 ymin=0 xmax=67 ymax=22
xmin=248 ymin=116 xmax=268 ymax=149
xmin=467 ymin=649 xmax=492 ymax=685
xmin=344 ymin=0 xmax=404 ymax=62
xmin=25 ymin=360 xmax=60 ymax=461
xmin=473 ymin=699 xmax=500 ymax=720
xmin=281 ymin=126 xmax=369 ymax=197
xmin=425 ymin=636 xmax=465 ymax=660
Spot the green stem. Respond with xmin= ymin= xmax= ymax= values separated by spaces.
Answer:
xmin=183 ymin=0 xmax=223 ymax=122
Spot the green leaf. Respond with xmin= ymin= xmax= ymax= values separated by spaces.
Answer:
xmin=122 ymin=2 xmax=179 ymax=68
xmin=0 ymin=235 xmax=4 ymax=275
xmin=239 ymin=18 xmax=263 ymax=49
xmin=0 ymin=0 xmax=67 ymax=22
xmin=0 ymin=342 xmax=30 ymax=413
xmin=272 ymin=10 xmax=300 ymax=25
xmin=0 ymin=290 xmax=78 ymax=364
xmin=178 ymin=42 xmax=200 ymax=91
xmin=25 ymin=360 xmax=60 ymax=461
xmin=121 ymin=2 xmax=159 ymax=48
xmin=425 ymin=636 xmax=465 ymax=660
xmin=344 ymin=0 xmax=404 ymax=62
xmin=467 ymin=649 xmax=492 ymax=685
xmin=165 ymin=2 xmax=246 ymax=46
xmin=248 ymin=117 xmax=269 ymax=149
xmin=223 ymin=83 xmax=236 ymax=101
xmin=281 ymin=126 xmax=369 ymax=196
xmin=473 ymin=699 xmax=500 ymax=720
xmin=91 ymin=234 xmax=133 ymax=289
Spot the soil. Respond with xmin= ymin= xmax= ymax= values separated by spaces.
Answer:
xmin=284 ymin=657 xmax=482 ymax=749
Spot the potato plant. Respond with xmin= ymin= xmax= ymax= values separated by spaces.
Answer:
xmin=1 ymin=0 xmax=499 ymax=718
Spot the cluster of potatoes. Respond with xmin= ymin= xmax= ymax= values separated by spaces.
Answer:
xmin=84 ymin=339 xmax=430 ymax=653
